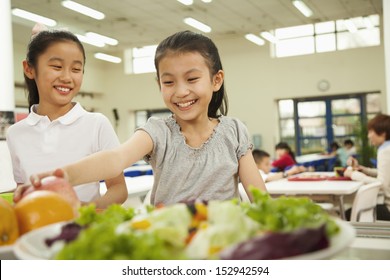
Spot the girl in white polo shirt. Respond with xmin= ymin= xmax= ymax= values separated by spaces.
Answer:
xmin=7 ymin=24 xmax=127 ymax=208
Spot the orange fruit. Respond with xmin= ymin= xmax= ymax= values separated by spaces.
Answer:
xmin=0 ymin=197 xmax=19 ymax=245
xmin=14 ymin=190 xmax=75 ymax=235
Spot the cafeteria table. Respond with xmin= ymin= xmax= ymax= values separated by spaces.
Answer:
xmin=265 ymin=172 xmax=364 ymax=220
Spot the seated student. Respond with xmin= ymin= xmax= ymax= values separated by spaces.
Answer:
xmin=327 ymin=142 xmax=340 ymax=156
xmin=271 ymin=142 xmax=297 ymax=172
xmin=325 ymin=141 xmax=342 ymax=167
xmin=344 ymin=139 xmax=357 ymax=157
xmin=338 ymin=139 xmax=357 ymax=167
xmin=252 ymin=149 xmax=305 ymax=182
xmin=344 ymin=114 xmax=390 ymax=221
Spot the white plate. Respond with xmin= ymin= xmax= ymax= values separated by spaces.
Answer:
xmin=0 ymin=244 xmax=15 ymax=260
xmin=286 ymin=219 xmax=355 ymax=259
xmin=13 ymin=222 xmax=67 ymax=260
xmin=13 ymin=219 xmax=355 ymax=260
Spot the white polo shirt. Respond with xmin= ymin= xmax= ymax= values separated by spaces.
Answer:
xmin=6 ymin=102 xmax=120 ymax=202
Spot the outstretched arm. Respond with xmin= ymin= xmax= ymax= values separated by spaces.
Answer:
xmin=31 ymin=130 xmax=153 ymax=188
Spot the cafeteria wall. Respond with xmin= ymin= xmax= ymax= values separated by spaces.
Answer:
xmin=12 ymin=36 xmax=386 ymax=155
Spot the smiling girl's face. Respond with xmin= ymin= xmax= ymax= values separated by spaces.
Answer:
xmin=24 ymin=41 xmax=84 ymax=111
xmin=157 ymin=51 xmax=223 ymax=124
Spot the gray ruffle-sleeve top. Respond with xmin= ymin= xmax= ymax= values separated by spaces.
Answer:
xmin=137 ymin=115 xmax=252 ymax=205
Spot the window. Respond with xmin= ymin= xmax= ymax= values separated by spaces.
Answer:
xmin=272 ymin=14 xmax=380 ymax=58
xmin=124 ymin=45 xmax=157 ymax=74
xmin=278 ymin=92 xmax=381 ymax=156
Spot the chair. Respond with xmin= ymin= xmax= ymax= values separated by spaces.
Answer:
xmin=350 ymin=181 xmax=382 ymax=222
xmin=143 ymin=189 xmax=152 ymax=206
xmin=238 ymin=183 xmax=251 ymax=203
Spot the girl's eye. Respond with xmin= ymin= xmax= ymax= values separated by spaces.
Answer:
xmin=51 ymin=65 xmax=62 ymax=69
xmin=162 ymin=81 xmax=173 ymax=85
xmin=188 ymin=77 xmax=199 ymax=82
xmin=72 ymin=68 xmax=82 ymax=72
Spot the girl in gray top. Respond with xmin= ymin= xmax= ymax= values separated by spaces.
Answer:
xmin=17 ymin=31 xmax=267 ymax=206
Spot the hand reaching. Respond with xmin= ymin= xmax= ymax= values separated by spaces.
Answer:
xmin=343 ymin=166 xmax=354 ymax=178
xmin=347 ymin=157 xmax=359 ymax=169
xmin=30 ymin=168 xmax=68 ymax=188
xmin=13 ymin=169 xmax=79 ymax=215
xmin=13 ymin=169 xmax=60 ymax=203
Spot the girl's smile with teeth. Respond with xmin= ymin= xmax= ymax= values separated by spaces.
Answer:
xmin=55 ymin=86 xmax=71 ymax=93
xmin=176 ymin=99 xmax=197 ymax=108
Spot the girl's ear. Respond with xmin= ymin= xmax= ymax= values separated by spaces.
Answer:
xmin=213 ymin=70 xmax=224 ymax=91
xmin=23 ymin=60 xmax=35 ymax=79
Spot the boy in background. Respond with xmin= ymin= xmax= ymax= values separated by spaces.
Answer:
xmin=252 ymin=149 xmax=305 ymax=182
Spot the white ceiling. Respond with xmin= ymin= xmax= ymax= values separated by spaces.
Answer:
xmin=10 ymin=0 xmax=383 ymax=55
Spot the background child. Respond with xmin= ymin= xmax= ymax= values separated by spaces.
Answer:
xmin=325 ymin=141 xmax=343 ymax=167
xmin=8 ymin=24 xmax=127 ymax=208
xmin=344 ymin=114 xmax=390 ymax=220
xmin=336 ymin=139 xmax=356 ymax=167
xmin=271 ymin=142 xmax=297 ymax=172
xmin=344 ymin=139 xmax=357 ymax=157
xmin=15 ymin=30 xmax=267 ymax=206
xmin=252 ymin=149 xmax=304 ymax=182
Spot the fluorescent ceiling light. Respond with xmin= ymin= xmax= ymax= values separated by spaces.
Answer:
xmin=94 ymin=53 xmax=122 ymax=63
xmin=177 ymin=0 xmax=193 ymax=5
xmin=201 ymin=0 xmax=213 ymax=3
xmin=344 ymin=19 xmax=358 ymax=33
xmin=184 ymin=17 xmax=211 ymax=33
xmin=86 ymin=32 xmax=118 ymax=46
xmin=11 ymin=8 xmax=57 ymax=27
xmin=61 ymin=1 xmax=105 ymax=20
xmin=260 ymin=31 xmax=278 ymax=43
xmin=292 ymin=0 xmax=313 ymax=18
xmin=76 ymin=34 xmax=105 ymax=47
xmin=245 ymin=34 xmax=265 ymax=46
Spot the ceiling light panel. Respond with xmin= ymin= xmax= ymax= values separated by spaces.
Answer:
xmin=86 ymin=32 xmax=118 ymax=46
xmin=177 ymin=0 xmax=193 ymax=5
xmin=245 ymin=34 xmax=265 ymax=46
xmin=11 ymin=8 xmax=57 ymax=27
xmin=61 ymin=1 xmax=105 ymax=20
xmin=76 ymin=34 xmax=105 ymax=47
xmin=94 ymin=53 xmax=122 ymax=63
xmin=260 ymin=31 xmax=278 ymax=43
xmin=292 ymin=0 xmax=313 ymax=18
xmin=183 ymin=17 xmax=211 ymax=33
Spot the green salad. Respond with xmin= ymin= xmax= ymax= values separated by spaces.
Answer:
xmin=49 ymin=188 xmax=340 ymax=260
